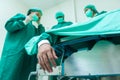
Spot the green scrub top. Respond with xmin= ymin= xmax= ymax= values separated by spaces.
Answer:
xmin=0 ymin=13 xmax=45 ymax=80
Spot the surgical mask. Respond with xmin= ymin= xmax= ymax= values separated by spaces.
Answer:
xmin=57 ymin=18 xmax=64 ymax=23
xmin=32 ymin=14 xmax=39 ymax=21
xmin=85 ymin=9 xmax=93 ymax=18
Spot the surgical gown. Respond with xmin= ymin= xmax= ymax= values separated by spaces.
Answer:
xmin=0 ymin=13 xmax=45 ymax=80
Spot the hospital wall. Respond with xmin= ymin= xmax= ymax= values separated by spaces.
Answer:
xmin=0 ymin=0 xmax=120 ymax=59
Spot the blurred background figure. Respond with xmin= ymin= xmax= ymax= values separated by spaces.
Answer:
xmin=51 ymin=11 xmax=73 ymax=44
xmin=84 ymin=4 xmax=107 ymax=18
xmin=52 ymin=11 xmax=73 ymax=29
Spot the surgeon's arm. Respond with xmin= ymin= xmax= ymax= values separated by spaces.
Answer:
xmin=36 ymin=32 xmax=59 ymax=72
xmin=5 ymin=13 xmax=32 ymax=33
xmin=37 ymin=42 xmax=58 ymax=72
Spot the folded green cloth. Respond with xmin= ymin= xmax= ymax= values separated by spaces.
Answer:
xmin=25 ymin=36 xmax=41 ymax=55
xmin=25 ymin=32 xmax=51 ymax=55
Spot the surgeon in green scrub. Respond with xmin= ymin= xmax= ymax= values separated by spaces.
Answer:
xmin=37 ymin=11 xmax=73 ymax=73
xmin=84 ymin=4 xmax=107 ymax=18
xmin=52 ymin=11 xmax=72 ymax=29
xmin=0 ymin=8 xmax=45 ymax=80
xmin=51 ymin=11 xmax=73 ymax=44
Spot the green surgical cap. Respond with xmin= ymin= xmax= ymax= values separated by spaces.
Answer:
xmin=84 ymin=4 xmax=98 ymax=13
xmin=55 ymin=11 xmax=64 ymax=19
xmin=27 ymin=8 xmax=43 ymax=16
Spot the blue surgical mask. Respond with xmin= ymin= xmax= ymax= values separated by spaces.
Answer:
xmin=85 ymin=9 xmax=93 ymax=18
xmin=57 ymin=18 xmax=64 ymax=23
xmin=32 ymin=14 xmax=39 ymax=21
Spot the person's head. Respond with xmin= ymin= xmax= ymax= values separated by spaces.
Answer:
xmin=27 ymin=8 xmax=43 ymax=22
xmin=55 ymin=11 xmax=64 ymax=23
xmin=84 ymin=4 xmax=98 ymax=18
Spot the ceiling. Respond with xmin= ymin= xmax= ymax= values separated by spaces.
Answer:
xmin=21 ymin=0 xmax=65 ymax=10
